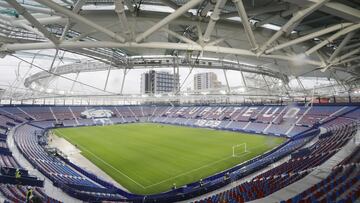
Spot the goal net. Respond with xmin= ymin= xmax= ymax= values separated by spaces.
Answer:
xmin=232 ymin=143 xmax=247 ymax=157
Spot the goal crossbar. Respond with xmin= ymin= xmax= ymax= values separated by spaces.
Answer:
xmin=232 ymin=143 xmax=247 ymax=157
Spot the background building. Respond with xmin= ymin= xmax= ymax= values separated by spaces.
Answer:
xmin=141 ymin=70 xmax=180 ymax=94
xmin=194 ymin=72 xmax=222 ymax=91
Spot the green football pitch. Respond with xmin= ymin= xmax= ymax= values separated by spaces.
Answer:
xmin=54 ymin=123 xmax=286 ymax=194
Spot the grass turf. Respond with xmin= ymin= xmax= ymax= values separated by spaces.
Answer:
xmin=54 ymin=123 xmax=286 ymax=194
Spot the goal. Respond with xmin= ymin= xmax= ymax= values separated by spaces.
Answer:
xmin=232 ymin=143 xmax=247 ymax=157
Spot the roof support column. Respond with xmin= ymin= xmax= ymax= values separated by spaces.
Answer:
xmin=232 ymin=0 xmax=258 ymax=50
xmin=335 ymin=55 xmax=360 ymax=65
xmin=254 ymin=7 xmax=296 ymax=28
xmin=60 ymin=0 xmax=87 ymax=41
xmin=305 ymin=24 xmax=360 ymax=56
xmin=322 ymin=48 xmax=360 ymax=71
xmin=135 ymin=0 xmax=203 ymax=42
xmin=203 ymin=0 xmax=228 ymax=43
xmin=70 ymin=22 xmax=119 ymax=42
xmin=265 ymin=23 xmax=353 ymax=54
xmin=124 ymin=0 xmax=135 ymax=13
xmin=34 ymin=0 xmax=126 ymax=43
xmin=261 ymin=75 xmax=272 ymax=94
xmin=120 ymin=69 xmax=129 ymax=95
xmin=284 ymin=0 xmax=360 ymax=23
xmin=159 ymin=0 xmax=193 ymax=18
xmin=257 ymin=0 xmax=329 ymax=56
xmin=0 ymin=14 xmax=45 ymax=37
xmin=115 ymin=0 xmax=133 ymax=41
xmin=5 ymin=0 xmax=59 ymax=44
xmin=162 ymin=28 xmax=198 ymax=45
xmin=199 ymin=1 xmax=215 ymax=17
xmin=328 ymin=31 xmax=355 ymax=62
xmin=223 ymin=69 xmax=231 ymax=93
xmin=332 ymin=48 xmax=360 ymax=65
xmin=0 ymin=1 xmax=55 ymax=15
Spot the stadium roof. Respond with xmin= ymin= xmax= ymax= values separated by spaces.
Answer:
xmin=0 ymin=0 xmax=359 ymax=102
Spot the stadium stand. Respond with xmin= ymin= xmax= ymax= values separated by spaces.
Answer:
xmin=14 ymin=124 xmax=128 ymax=201
xmin=0 ymin=184 xmax=60 ymax=203
xmin=281 ymin=146 xmax=360 ymax=203
xmin=2 ymin=0 xmax=360 ymax=201
xmin=193 ymin=123 xmax=358 ymax=203
xmin=0 ymin=104 xmax=358 ymax=202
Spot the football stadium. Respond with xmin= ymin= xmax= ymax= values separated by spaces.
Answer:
xmin=0 ymin=0 xmax=359 ymax=203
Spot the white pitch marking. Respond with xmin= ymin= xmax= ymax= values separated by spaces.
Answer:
xmin=54 ymin=130 xmax=262 ymax=191
xmin=143 ymin=151 xmax=251 ymax=189
xmin=54 ymin=130 xmax=147 ymax=189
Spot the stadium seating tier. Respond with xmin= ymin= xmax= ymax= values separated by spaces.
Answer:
xmin=0 ymin=104 xmax=357 ymax=202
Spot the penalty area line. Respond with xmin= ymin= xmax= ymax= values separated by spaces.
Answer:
xmin=54 ymin=129 xmax=147 ymax=189
xmin=143 ymin=151 xmax=251 ymax=189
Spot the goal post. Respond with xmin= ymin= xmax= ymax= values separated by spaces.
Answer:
xmin=232 ymin=143 xmax=247 ymax=157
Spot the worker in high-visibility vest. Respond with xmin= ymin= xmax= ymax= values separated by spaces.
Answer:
xmin=26 ymin=186 xmax=33 ymax=203
xmin=15 ymin=168 xmax=21 ymax=187
xmin=15 ymin=169 xmax=21 ymax=179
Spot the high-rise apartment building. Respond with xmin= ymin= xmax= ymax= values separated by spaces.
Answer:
xmin=194 ymin=72 xmax=222 ymax=91
xmin=141 ymin=70 xmax=180 ymax=94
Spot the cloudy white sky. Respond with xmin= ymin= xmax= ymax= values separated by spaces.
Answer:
xmin=0 ymin=50 xmax=249 ymax=95
xmin=0 ymin=48 xmax=337 ymax=97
